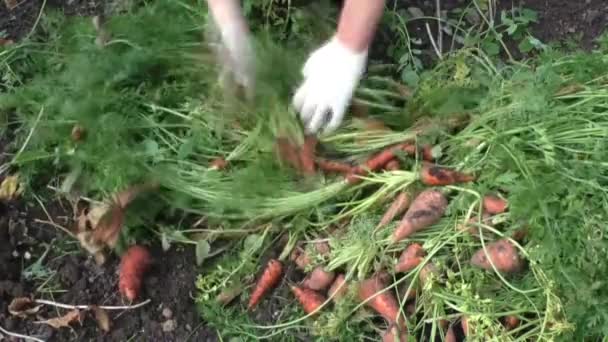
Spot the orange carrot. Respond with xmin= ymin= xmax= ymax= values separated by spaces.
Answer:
xmin=275 ymin=137 xmax=302 ymax=171
xmin=381 ymin=323 xmax=409 ymax=342
xmin=421 ymin=145 xmax=435 ymax=162
xmin=445 ymin=324 xmax=457 ymax=342
xmin=248 ymin=259 xmax=283 ymax=310
xmin=392 ymin=189 xmax=448 ymax=243
xmin=299 ymin=135 xmax=318 ymax=176
xmin=346 ymin=166 xmax=366 ymax=185
xmin=420 ymin=162 xmax=475 ymax=186
xmin=483 ymin=194 xmax=508 ymax=214
xmin=209 ymin=157 xmax=228 ymax=170
xmin=504 ymin=315 xmax=520 ymax=330
xmin=385 ymin=160 xmax=400 ymax=171
xmin=395 ymin=243 xmax=426 ymax=273
xmin=328 ymin=274 xmax=348 ymax=301
xmin=358 ymin=274 xmax=405 ymax=328
xmin=119 ymin=245 xmax=152 ymax=301
xmin=291 ymin=285 xmax=326 ymax=315
xmin=365 ymin=147 xmax=402 ymax=171
xmin=317 ymin=159 xmax=353 ymax=174
xmin=470 ymin=239 xmax=523 ymax=274
xmin=461 ymin=316 xmax=470 ymax=336
xmin=377 ymin=192 xmax=412 ymax=229
xmin=301 ymin=266 xmax=335 ymax=291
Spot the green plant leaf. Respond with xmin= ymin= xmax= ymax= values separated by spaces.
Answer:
xmin=402 ymin=67 xmax=420 ymax=87
xmin=195 ymin=240 xmax=211 ymax=266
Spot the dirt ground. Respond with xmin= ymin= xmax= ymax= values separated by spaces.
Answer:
xmin=1 ymin=0 xmax=607 ymax=341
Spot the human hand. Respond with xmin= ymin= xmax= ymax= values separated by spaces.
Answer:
xmin=292 ymin=37 xmax=368 ymax=134
xmin=206 ymin=4 xmax=255 ymax=99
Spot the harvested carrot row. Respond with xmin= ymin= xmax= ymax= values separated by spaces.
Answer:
xmin=301 ymin=266 xmax=335 ymax=291
xmin=291 ymin=285 xmax=326 ymax=315
xmin=483 ymin=194 xmax=508 ymax=214
xmin=328 ymin=274 xmax=348 ymax=301
xmin=392 ymin=189 xmax=448 ymax=243
xmin=419 ymin=162 xmax=475 ymax=186
xmin=299 ymin=135 xmax=318 ymax=176
xmin=119 ymin=245 xmax=152 ymax=301
xmin=316 ymin=159 xmax=353 ymax=174
xmin=358 ymin=273 xmax=405 ymax=328
xmin=470 ymin=239 xmax=523 ymax=274
xmin=377 ymin=192 xmax=412 ymax=229
xmin=248 ymin=259 xmax=283 ymax=310
xmin=395 ymin=243 xmax=426 ymax=273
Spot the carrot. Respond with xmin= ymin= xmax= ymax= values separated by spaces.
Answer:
xmin=421 ymin=145 xmax=435 ymax=162
xmin=248 ymin=259 xmax=283 ymax=310
xmin=275 ymin=137 xmax=302 ymax=171
xmin=377 ymin=192 xmax=412 ymax=229
xmin=461 ymin=316 xmax=470 ymax=336
xmin=395 ymin=243 xmax=426 ymax=273
xmin=358 ymin=274 xmax=405 ymax=328
xmin=291 ymin=285 xmax=326 ymax=315
xmin=328 ymin=274 xmax=348 ymax=301
xmin=365 ymin=147 xmax=402 ymax=171
xmin=209 ymin=157 xmax=228 ymax=170
xmin=346 ymin=166 xmax=366 ymax=185
xmin=301 ymin=266 xmax=335 ymax=291
xmin=385 ymin=160 xmax=400 ymax=171
xmin=483 ymin=194 xmax=508 ymax=214
xmin=445 ymin=324 xmax=457 ymax=342
xmin=317 ymin=159 xmax=353 ymax=174
xmin=405 ymin=301 xmax=416 ymax=316
xmin=504 ymin=315 xmax=520 ymax=330
xmin=299 ymin=135 xmax=318 ymax=176
xmin=290 ymin=242 xmax=330 ymax=271
xmin=381 ymin=323 xmax=409 ymax=342
xmin=118 ymin=245 xmax=152 ymax=301
xmin=419 ymin=162 xmax=475 ymax=186
xmin=470 ymin=239 xmax=523 ymax=274
xmin=391 ymin=189 xmax=448 ymax=243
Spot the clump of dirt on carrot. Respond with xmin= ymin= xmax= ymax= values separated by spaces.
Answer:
xmin=248 ymin=258 xmax=283 ymax=310
xmin=118 ymin=245 xmax=153 ymax=301
xmin=392 ymin=189 xmax=448 ymax=243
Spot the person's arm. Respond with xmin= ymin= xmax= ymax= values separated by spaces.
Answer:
xmin=293 ymin=1 xmax=386 ymax=134
xmin=336 ymin=0 xmax=386 ymax=52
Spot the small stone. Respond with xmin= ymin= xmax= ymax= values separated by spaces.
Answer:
xmin=162 ymin=308 xmax=173 ymax=319
xmin=12 ymin=250 xmax=18 ymax=258
xmin=162 ymin=319 xmax=177 ymax=333
xmin=23 ymin=251 xmax=31 ymax=260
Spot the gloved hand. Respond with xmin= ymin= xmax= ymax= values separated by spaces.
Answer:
xmin=293 ymin=37 xmax=368 ymax=134
xmin=206 ymin=5 xmax=255 ymax=99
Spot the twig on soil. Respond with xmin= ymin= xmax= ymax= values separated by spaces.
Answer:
xmin=34 ymin=298 xmax=151 ymax=311
xmin=0 ymin=324 xmax=46 ymax=342
xmin=436 ymin=0 xmax=443 ymax=55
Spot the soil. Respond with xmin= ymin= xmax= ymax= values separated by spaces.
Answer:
xmin=0 ymin=198 xmax=218 ymax=342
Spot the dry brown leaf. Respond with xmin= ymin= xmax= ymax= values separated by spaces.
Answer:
xmin=0 ymin=175 xmax=22 ymax=201
xmin=87 ymin=202 xmax=110 ymax=229
xmin=91 ymin=306 xmax=111 ymax=332
xmin=91 ymin=204 xmax=124 ymax=249
xmin=216 ymin=285 xmax=243 ymax=306
xmin=4 ymin=0 xmax=18 ymax=10
xmin=8 ymin=297 xmax=42 ymax=317
xmin=38 ymin=309 xmax=83 ymax=329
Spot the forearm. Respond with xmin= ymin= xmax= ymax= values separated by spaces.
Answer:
xmin=336 ymin=0 xmax=386 ymax=52
xmin=206 ymin=0 xmax=247 ymax=30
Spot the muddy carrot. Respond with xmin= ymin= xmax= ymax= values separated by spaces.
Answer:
xmin=504 ymin=315 xmax=520 ymax=330
xmin=299 ymin=135 xmax=318 ymax=176
xmin=377 ymin=192 xmax=412 ymax=229
xmin=248 ymin=259 xmax=283 ymax=310
xmin=420 ymin=162 xmax=475 ymax=186
xmin=381 ymin=323 xmax=409 ymax=342
xmin=290 ymin=242 xmax=330 ymax=271
xmin=301 ymin=266 xmax=335 ymax=291
xmin=483 ymin=194 xmax=508 ymax=214
xmin=317 ymin=159 xmax=353 ymax=174
xmin=328 ymin=274 xmax=348 ymax=301
xmin=392 ymin=189 xmax=448 ymax=243
xmin=119 ymin=245 xmax=152 ymax=301
xmin=421 ymin=145 xmax=435 ymax=161
xmin=358 ymin=274 xmax=405 ymax=328
xmin=395 ymin=243 xmax=426 ymax=273
xmin=291 ymin=286 xmax=326 ymax=315
xmin=470 ymin=239 xmax=523 ymax=274
xmin=461 ymin=317 xmax=470 ymax=336
xmin=446 ymin=324 xmax=457 ymax=342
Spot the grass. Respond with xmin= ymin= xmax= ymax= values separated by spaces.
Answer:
xmin=1 ymin=0 xmax=608 ymax=341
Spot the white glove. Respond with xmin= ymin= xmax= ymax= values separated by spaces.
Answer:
xmin=293 ymin=37 xmax=368 ymax=134
xmin=206 ymin=15 xmax=255 ymax=99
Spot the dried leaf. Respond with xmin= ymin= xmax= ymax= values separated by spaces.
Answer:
xmin=91 ymin=306 xmax=111 ymax=332
xmin=8 ymin=297 xmax=42 ymax=317
xmin=92 ymin=204 xmax=124 ymax=249
xmin=4 ymin=0 xmax=18 ymax=10
xmin=87 ymin=202 xmax=110 ymax=229
xmin=216 ymin=285 xmax=243 ymax=305
xmin=38 ymin=309 xmax=83 ymax=329
xmin=0 ymin=175 xmax=22 ymax=201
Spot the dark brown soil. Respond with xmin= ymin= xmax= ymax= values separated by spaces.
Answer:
xmin=0 ymin=198 xmax=218 ymax=342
